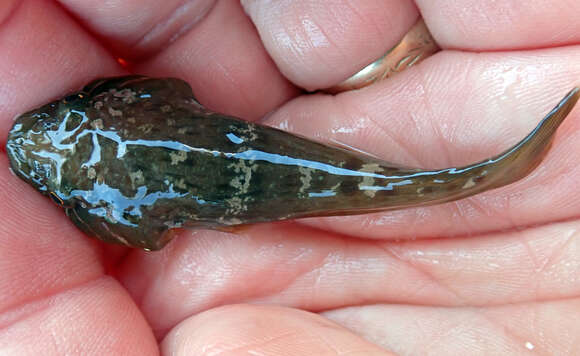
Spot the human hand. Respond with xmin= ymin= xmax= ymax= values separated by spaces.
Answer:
xmin=1 ymin=1 xmax=579 ymax=355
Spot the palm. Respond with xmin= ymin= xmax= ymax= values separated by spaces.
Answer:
xmin=1 ymin=1 xmax=579 ymax=355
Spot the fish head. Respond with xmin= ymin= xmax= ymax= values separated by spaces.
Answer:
xmin=4 ymin=76 xmax=194 ymax=251
xmin=6 ymin=92 xmax=89 ymax=203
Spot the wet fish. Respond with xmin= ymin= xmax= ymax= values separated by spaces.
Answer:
xmin=5 ymin=76 xmax=579 ymax=250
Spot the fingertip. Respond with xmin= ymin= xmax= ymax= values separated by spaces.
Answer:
xmin=162 ymin=304 xmax=393 ymax=355
xmin=242 ymin=0 xmax=419 ymax=90
xmin=0 ymin=0 xmax=123 ymax=141
xmin=138 ymin=0 xmax=299 ymax=121
xmin=416 ymin=0 xmax=580 ymax=50
xmin=0 ymin=0 xmax=19 ymax=27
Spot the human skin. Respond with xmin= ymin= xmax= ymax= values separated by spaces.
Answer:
xmin=0 ymin=0 xmax=579 ymax=355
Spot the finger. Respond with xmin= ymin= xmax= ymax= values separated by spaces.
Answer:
xmin=0 ymin=0 xmax=124 ymax=253
xmin=417 ymin=0 xmax=580 ymax=50
xmin=0 ymin=278 xmax=157 ymax=355
xmin=242 ymin=0 xmax=419 ymax=90
xmin=0 ymin=158 xmax=156 ymax=353
xmin=118 ymin=220 xmax=580 ymax=337
xmin=0 ymin=155 xmax=100 ymax=317
xmin=0 ymin=1 xmax=155 ymax=352
xmin=57 ymin=0 xmax=216 ymax=58
xmin=263 ymin=47 xmax=580 ymax=240
xmin=0 ymin=1 xmax=122 ymax=144
xmin=0 ymin=0 xmax=116 ymax=309
xmin=138 ymin=0 xmax=298 ymax=121
xmin=59 ymin=0 xmax=298 ymax=121
xmin=162 ymin=304 xmax=393 ymax=355
xmin=324 ymin=299 xmax=580 ymax=355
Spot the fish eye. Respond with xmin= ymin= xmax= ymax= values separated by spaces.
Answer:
xmin=49 ymin=192 xmax=64 ymax=207
xmin=41 ymin=119 xmax=57 ymax=130
xmin=32 ymin=161 xmax=45 ymax=175
xmin=29 ymin=114 xmax=57 ymax=132
xmin=63 ymin=93 xmax=85 ymax=104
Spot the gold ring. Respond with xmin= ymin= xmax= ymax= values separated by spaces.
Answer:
xmin=325 ymin=19 xmax=440 ymax=94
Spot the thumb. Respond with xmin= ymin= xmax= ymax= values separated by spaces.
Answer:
xmin=161 ymin=304 xmax=394 ymax=355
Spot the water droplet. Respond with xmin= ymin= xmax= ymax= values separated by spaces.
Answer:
xmin=525 ymin=341 xmax=535 ymax=350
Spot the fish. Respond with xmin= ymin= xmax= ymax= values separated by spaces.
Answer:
xmin=5 ymin=76 xmax=579 ymax=250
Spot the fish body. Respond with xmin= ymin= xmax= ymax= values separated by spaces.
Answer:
xmin=5 ymin=76 xmax=579 ymax=250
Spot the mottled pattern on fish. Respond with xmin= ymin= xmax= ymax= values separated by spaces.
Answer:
xmin=5 ymin=76 xmax=579 ymax=250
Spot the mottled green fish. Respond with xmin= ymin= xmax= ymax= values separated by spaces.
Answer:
xmin=5 ymin=76 xmax=579 ymax=250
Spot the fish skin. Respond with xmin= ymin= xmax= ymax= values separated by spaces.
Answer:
xmin=5 ymin=76 xmax=579 ymax=250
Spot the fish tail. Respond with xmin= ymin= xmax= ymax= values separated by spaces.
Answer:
xmin=367 ymin=87 xmax=580 ymax=208
xmin=482 ymin=87 xmax=579 ymax=188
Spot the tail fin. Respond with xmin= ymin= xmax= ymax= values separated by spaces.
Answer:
xmin=484 ymin=87 xmax=580 ymax=188
xmin=373 ymin=87 xmax=580 ymax=209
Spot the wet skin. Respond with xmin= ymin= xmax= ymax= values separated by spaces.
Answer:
xmin=5 ymin=76 xmax=580 ymax=250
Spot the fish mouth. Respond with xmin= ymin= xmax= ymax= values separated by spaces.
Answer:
xmin=6 ymin=112 xmax=33 ymax=179
xmin=6 ymin=133 xmax=36 ymax=189
xmin=6 ymin=125 xmax=42 ymax=191
xmin=5 ymin=101 xmax=60 ymax=192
